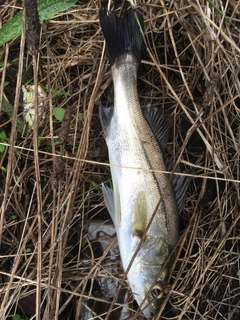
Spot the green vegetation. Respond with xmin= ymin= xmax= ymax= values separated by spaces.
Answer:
xmin=0 ymin=131 xmax=8 ymax=152
xmin=53 ymin=107 xmax=65 ymax=121
xmin=0 ymin=0 xmax=77 ymax=47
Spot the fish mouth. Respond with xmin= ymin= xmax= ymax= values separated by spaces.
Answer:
xmin=139 ymin=298 xmax=157 ymax=320
xmin=141 ymin=307 xmax=155 ymax=320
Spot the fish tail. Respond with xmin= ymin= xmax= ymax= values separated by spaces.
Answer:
xmin=99 ymin=8 xmax=144 ymax=66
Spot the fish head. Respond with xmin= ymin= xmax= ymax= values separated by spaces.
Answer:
xmin=140 ymin=272 xmax=171 ymax=319
xmin=128 ymin=235 xmax=174 ymax=319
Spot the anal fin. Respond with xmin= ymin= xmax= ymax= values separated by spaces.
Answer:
xmin=102 ymin=183 xmax=121 ymax=228
xmin=99 ymin=104 xmax=114 ymax=136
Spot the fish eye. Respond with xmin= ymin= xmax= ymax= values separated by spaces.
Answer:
xmin=151 ymin=284 xmax=164 ymax=299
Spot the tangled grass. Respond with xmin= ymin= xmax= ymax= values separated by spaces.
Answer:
xmin=0 ymin=0 xmax=239 ymax=319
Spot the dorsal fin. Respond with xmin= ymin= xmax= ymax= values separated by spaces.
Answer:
xmin=144 ymin=104 xmax=191 ymax=212
xmin=170 ymin=170 xmax=191 ymax=214
xmin=144 ymin=105 xmax=172 ymax=152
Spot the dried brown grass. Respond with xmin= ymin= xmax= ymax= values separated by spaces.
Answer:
xmin=0 ymin=0 xmax=239 ymax=319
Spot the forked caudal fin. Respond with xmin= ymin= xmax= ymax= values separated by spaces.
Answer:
xmin=99 ymin=8 xmax=144 ymax=66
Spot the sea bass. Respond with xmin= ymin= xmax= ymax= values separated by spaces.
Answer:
xmin=99 ymin=8 xmax=188 ymax=318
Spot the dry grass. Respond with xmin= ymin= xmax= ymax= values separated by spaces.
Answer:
xmin=0 ymin=0 xmax=239 ymax=319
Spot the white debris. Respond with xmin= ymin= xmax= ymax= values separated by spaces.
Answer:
xmin=22 ymin=84 xmax=47 ymax=128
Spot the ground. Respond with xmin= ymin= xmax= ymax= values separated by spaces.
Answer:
xmin=0 ymin=0 xmax=239 ymax=319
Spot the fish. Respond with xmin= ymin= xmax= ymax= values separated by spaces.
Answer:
xmin=99 ymin=8 xmax=189 ymax=319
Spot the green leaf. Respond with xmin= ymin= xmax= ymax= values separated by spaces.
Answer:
xmin=9 ymin=215 xmax=17 ymax=221
xmin=92 ymin=181 xmax=101 ymax=194
xmin=38 ymin=137 xmax=42 ymax=147
xmin=0 ymin=131 xmax=7 ymax=152
xmin=0 ymin=0 xmax=78 ymax=47
xmin=12 ymin=314 xmax=21 ymax=320
xmin=53 ymin=107 xmax=65 ymax=121
xmin=0 ymin=131 xmax=7 ymax=141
